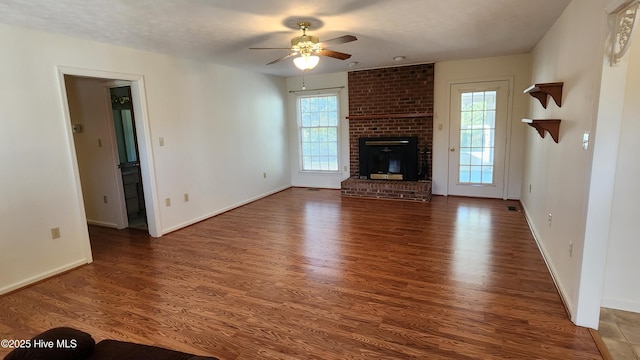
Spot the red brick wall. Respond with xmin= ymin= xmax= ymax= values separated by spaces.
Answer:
xmin=347 ymin=64 xmax=434 ymax=180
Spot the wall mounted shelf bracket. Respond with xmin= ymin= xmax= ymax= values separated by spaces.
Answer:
xmin=608 ymin=0 xmax=639 ymax=65
xmin=523 ymin=82 xmax=563 ymax=108
xmin=522 ymin=119 xmax=561 ymax=143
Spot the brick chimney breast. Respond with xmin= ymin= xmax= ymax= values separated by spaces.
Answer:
xmin=347 ymin=64 xmax=434 ymax=180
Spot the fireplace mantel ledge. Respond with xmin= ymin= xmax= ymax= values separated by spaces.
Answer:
xmin=346 ymin=112 xmax=432 ymax=120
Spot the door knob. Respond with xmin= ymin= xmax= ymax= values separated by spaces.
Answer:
xmin=450 ymin=148 xmax=456 ymax=152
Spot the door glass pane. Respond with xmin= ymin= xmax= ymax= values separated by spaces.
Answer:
xmin=470 ymin=166 xmax=482 ymax=183
xmin=461 ymin=93 xmax=473 ymax=110
xmin=485 ymin=110 xmax=496 ymax=128
xmin=461 ymin=111 xmax=472 ymax=129
xmin=459 ymin=151 xmax=471 ymax=166
xmin=471 ymin=129 xmax=484 ymax=147
xmin=482 ymin=166 xmax=494 ymax=183
xmin=460 ymin=129 xmax=472 ymax=147
xmin=484 ymin=92 xmax=496 ymax=110
xmin=458 ymin=90 xmax=496 ymax=184
xmin=459 ymin=166 xmax=471 ymax=183
xmin=470 ymin=148 xmax=482 ymax=165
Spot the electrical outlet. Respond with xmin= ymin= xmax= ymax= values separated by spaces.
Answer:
xmin=344 ymin=165 xmax=348 ymax=172
xmin=159 ymin=137 xmax=165 ymax=146
xmin=51 ymin=227 xmax=60 ymax=239
xmin=438 ymin=124 xmax=443 ymax=131
xmin=184 ymin=193 xmax=189 ymax=202
xmin=166 ymin=198 xmax=171 ymax=207
xmin=548 ymin=213 xmax=552 ymax=227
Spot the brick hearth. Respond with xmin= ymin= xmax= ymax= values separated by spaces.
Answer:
xmin=341 ymin=179 xmax=432 ymax=202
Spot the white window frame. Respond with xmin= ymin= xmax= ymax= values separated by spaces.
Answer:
xmin=297 ymin=92 xmax=341 ymax=173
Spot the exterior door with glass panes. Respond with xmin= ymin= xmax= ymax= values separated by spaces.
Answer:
xmin=448 ymin=81 xmax=509 ymax=198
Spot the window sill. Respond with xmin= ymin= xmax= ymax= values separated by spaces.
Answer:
xmin=298 ymin=170 xmax=344 ymax=176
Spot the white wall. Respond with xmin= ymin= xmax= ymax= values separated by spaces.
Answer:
xmin=601 ymin=35 xmax=640 ymax=313
xmin=287 ymin=72 xmax=350 ymax=189
xmin=433 ymin=54 xmax=532 ymax=199
xmin=0 ymin=22 xmax=290 ymax=294
xmin=520 ymin=0 xmax=609 ymax=327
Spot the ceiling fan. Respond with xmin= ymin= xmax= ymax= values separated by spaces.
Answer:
xmin=250 ymin=22 xmax=357 ymax=70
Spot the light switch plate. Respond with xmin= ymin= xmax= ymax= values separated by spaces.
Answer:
xmin=582 ymin=131 xmax=590 ymax=150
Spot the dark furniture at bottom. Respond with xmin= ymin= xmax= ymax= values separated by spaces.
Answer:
xmin=4 ymin=327 xmax=217 ymax=360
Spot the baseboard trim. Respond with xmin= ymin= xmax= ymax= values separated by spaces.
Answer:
xmin=0 ymin=259 xmax=90 ymax=295
xmin=86 ymin=220 xmax=118 ymax=228
xmin=601 ymin=298 xmax=640 ymax=313
xmin=520 ymin=201 xmax=575 ymax=320
xmin=161 ymin=185 xmax=292 ymax=235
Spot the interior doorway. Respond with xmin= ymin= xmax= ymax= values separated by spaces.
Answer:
xmin=58 ymin=66 xmax=160 ymax=238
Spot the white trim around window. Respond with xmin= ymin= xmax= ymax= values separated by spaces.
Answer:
xmin=297 ymin=92 xmax=341 ymax=173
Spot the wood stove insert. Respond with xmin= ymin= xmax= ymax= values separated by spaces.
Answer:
xmin=358 ymin=136 xmax=418 ymax=181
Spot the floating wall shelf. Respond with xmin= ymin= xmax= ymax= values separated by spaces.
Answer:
xmin=524 ymin=82 xmax=563 ymax=108
xmin=522 ymin=119 xmax=561 ymax=143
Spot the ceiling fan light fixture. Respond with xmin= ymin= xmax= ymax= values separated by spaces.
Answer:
xmin=293 ymin=54 xmax=320 ymax=70
xmin=250 ymin=21 xmax=356 ymax=69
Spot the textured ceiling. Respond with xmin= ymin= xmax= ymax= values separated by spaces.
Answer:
xmin=0 ymin=0 xmax=572 ymax=77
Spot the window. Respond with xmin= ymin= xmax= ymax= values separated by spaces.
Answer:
xmin=299 ymin=94 xmax=339 ymax=171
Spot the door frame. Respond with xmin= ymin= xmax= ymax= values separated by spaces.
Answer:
xmin=57 ymin=66 xmax=161 ymax=237
xmin=447 ymin=77 xmax=514 ymax=200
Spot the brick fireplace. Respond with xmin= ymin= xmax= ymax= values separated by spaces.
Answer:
xmin=341 ymin=63 xmax=434 ymax=201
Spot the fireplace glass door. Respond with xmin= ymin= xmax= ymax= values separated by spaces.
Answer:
xmin=359 ymin=137 xmax=418 ymax=181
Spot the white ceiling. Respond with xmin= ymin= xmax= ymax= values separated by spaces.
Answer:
xmin=0 ymin=0 xmax=572 ymax=77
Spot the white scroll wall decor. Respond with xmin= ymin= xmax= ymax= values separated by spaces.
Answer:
xmin=610 ymin=1 xmax=640 ymax=65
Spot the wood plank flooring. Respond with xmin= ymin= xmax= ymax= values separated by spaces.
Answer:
xmin=0 ymin=188 xmax=602 ymax=359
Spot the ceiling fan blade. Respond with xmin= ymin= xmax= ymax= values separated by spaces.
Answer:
xmin=317 ymin=49 xmax=352 ymax=60
xmin=318 ymin=35 xmax=357 ymax=48
xmin=266 ymin=52 xmax=297 ymax=65
xmin=250 ymin=47 xmax=293 ymax=50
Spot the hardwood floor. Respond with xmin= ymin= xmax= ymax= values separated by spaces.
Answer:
xmin=0 ymin=188 xmax=602 ymax=359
